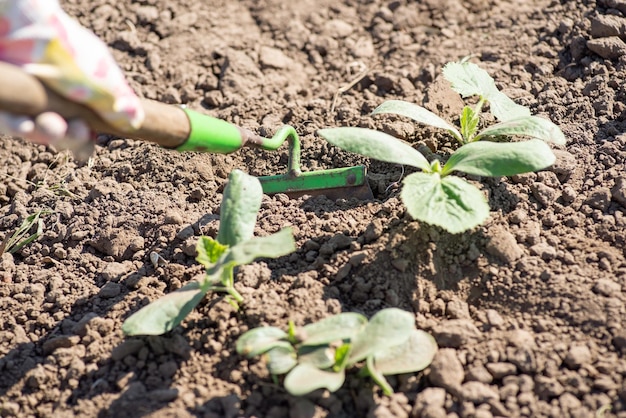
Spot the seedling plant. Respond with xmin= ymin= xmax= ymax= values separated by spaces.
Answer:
xmin=0 ymin=209 xmax=53 ymax=255
xmin=122 ymin=170 xmax=296 ymax=336
xmin=319 ymin=61 xmax=566 ymax=234
xmin=237 ymin=308 xmax=437 ymax=396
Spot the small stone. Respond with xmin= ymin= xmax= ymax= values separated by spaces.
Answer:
xmin=486 ymin=362 xmax=517 ymax=379
xmin=460 ymin=381 xmax=499 ymax=404
xmin=535 ymin=376 xmax=564 ymax=399
xmin=149 ymin=388 xmax=179 ymax=402
xmin=391 ymin=258 xmax=409 ymax=272
xmin=586 ymin=188 xmax=612 ymax=211
xmin=322 ymin=19 xmax=353 ymax=38
xmin=485 ymin=226 xmax=523 ymax=264
xmin=587 ymin=36 xmax=626 ymax=59
xmin=593 ymin=278 xmax=621 ymax=297
xmin=176 ymin=225 xmax=195 ymax=240
xmin=466 ymin=364 xmax=494 ymax=384
xmin=551 ymin=150 xmax=577 ymax=180
xmin=259 ymin=46 xmax=294 ymax=69
xmin=612 ymin=177 xmax=626 ymax=207
xmin=111 ymin=339 xmax=144 ymax=361
xmin=531 ymin=183 xmax=558 ymax=207
xmin=530 ymin=242 xmax=557 ymax=260
xmin=590 ymin=15 xmax=626 ymax=39
xmin=164 ymin=211 xmax=184 ymax=225
xmin=565 ymin=344 xmax=592 ymax=369
xmin=559 ymin=392 xmax=582 ymax=412
xmin=429 ymin=348 xmax=464 ymax=389
xmin=99 ymin=282 xmax=122 ymax=298
xmin=486 ymin=309 xmax=505 ymax=329
xmin=446 ymin=299 xmax=470 ymax=319
xmin=42 ymin=335 xmax=79 ymax=355
xmin=432 ymin=319 xmax=481 ymax=348
xmin=100 ymin=262 xmax=130 ymax=282
xmin=593 ymin=376 xmax=617 ymax=391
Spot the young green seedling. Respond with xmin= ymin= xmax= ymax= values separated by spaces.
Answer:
xmin=0 ymin=209 xmax=53 ymax=255
xmin=371 ymin=61 xmax=565 ymax=146
xmin=237 ymin=308 xmax=438 ymax=396
xmin=122 ymin=170 xmax=296 ymax=336
xmin=318 ymin=61 xmax=565 ymax=233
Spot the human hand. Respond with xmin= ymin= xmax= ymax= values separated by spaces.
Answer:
xmin=0 ymin=0 xmax=144 ymax=155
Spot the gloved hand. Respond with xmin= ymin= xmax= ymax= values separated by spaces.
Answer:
xmin=0 ymin=0 xmax=144 ymax=155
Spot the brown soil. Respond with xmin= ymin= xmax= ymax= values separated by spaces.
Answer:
xmin=2 ymin=0 xmax=626 ymax=417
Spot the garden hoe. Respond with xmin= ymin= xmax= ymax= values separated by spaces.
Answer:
xmin=0 ymin=62 xmax=373 ymax=200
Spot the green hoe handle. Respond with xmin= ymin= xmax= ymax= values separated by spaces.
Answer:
xmin=0 ymin=62 xmax=297 ymax=159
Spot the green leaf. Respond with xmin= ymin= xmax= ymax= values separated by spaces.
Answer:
xmin=371 ymin=100 xmax=463 ymax=144
xmin=443 ymin=62 xmax=530 ymax=121
xmin=373 ymin=330 xmax=438 ymax=375
xmin=442 ymin=139 xmax=556 ymax=177
xmin=334 ymin=343 xmax=351 ymax=371
xmin=266 ymin=345 xmax=298 ymax=375
xmin=318 ymin=127 xmax=431 ymax=172
xmin=284 ymin=363 xmax=345 ymax=396
xmin=122 ymin=282 xmax=207 ymax=336
xmin=401 ymin=172 xmax=489 ymax=234
xmin=300 ymin=312 xmax=368 ymax=346
xmin=297 ymin=345 xmax=336 ymax=369
xmin=216 ymin=228 xmax=295 ymax=270
xmin=236 ymin=326 xmax=289 ymax=357
xmin=347 ymin=308 xmax=414 ymax=365
xmin=217 ymin=169 xmax=263 ymax=247
xmin=196 ymin=236 xmax=229 ymax=268
xmin=474 ymin=116 xmax=566 ymax=145
xmin=460 ymin=106 xmax=479 ymax=141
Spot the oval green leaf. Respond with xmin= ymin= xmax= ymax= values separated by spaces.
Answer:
xmin=297 ymin=345 xmax=336 ymax=369
xmin=217 ymin=169 xmax=263 ymax=247
xmin=442 ymin=139 xmax=556 ymax=177
xmin=300 ymin=312 xmax=368 ymax=346
xmin=373 ymin=329 xmax=438 ymax=375
xmin=372 ymin=100 xmax=463 ymax=144
xmin=474 ymin=116 xmax=566 ymax=145
xmin=318 ymin=127 xmax=430 ymax=172
xmin=236 ymin=326 xmax=289 ymax=357
xmin=347 ymin=308 xmax=414 ymax=365
xmin=196 ymin=236 xmax=228 ymax=268
xmin=266 ymin=345 xmax=297 ymax=375
xmin=401 ymin=172 xmax=489 ymax=234
xmin=443 ymin=61 xmax=530 ymax=121
xmin=122 ymin=282 xmax=207 ymax=336
xmin=284 ymin=363 xmax=345 ymax=396
xmin=218 ymin=227 xmax=295 ymax=269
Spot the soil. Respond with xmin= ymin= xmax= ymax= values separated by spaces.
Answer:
xmin=1 ymin=0 xmax=626 ymax=417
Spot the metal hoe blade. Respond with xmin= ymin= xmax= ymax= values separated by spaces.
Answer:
xmin=258 ymin=165 xmax=374 ymax=200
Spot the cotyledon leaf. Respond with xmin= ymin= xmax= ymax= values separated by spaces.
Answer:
xmin=372 ymin=100 xmax=464 ymax=144
xmin=373 ymin=329 xmax=438 ymax=375
xmin=442 ymin=139 xmax=556 ymax=177
xmin=209 ymin=228 xmax=295 ymax=274
xmin=284 ymin=363 xmax=346 ymax=396
xmin=236 ymin=326 xmax=289 ymax=357
xmin=266 ymin=345 xmax=297 ymax=375
xmin=318 ymin=127 xmax=431 ymax=172
xmin=401 ymin=172 xmax=490 ymax=234
xmin=217 ymin=169 xmax=263 ymax=247
xmin=347 ymin=308 xmax=414 ymax=365
xmin=474 ymin=115 xmax=566 ymax=145
xmin=300 ymin=312 xmax=368 ymax=346
xmin=122 ymin=282 xmax=207 ymax=336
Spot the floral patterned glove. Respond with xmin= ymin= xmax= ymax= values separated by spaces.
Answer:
xmin=0 ymin=0 xmax=144 ymax=150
